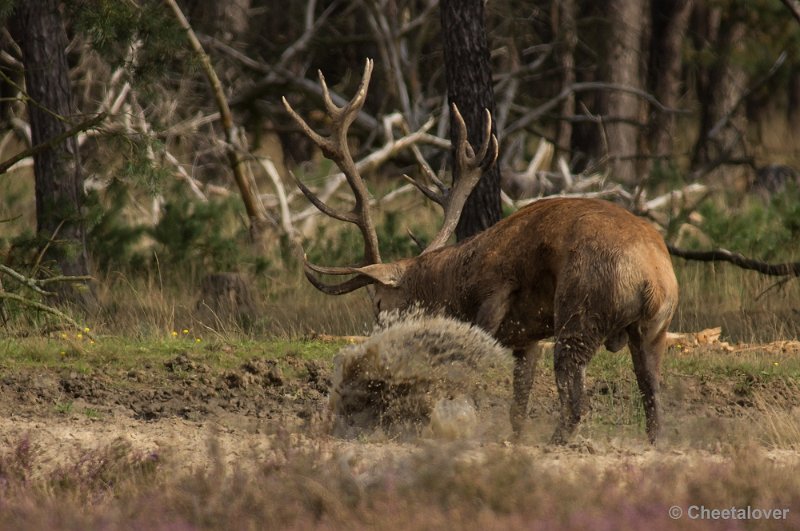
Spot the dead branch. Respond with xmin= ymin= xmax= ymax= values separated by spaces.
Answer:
xmin=506 ymin=81 xmax=685 ymax=137
xmin=667 ymin=244 xmax=800 ymax=277
xmin=205 ymin=33 xmax=382 ymax=132
xmin=781 ymin=0 xmax=800 ymax=24
xmin=0 ymin=112 xmax=106 ymax=175
xmin=365 ymin=1 xmax=415 ymax=127
xmin=0 ymin=264 xmax=95 ymax=336
xmin=165 ymin=0 xmax=270 ymax=234
xmin=643 ymin=183 xmax=709 ymax=212
xmin=254 ymin=156 xmax=296 ymax=239
xmin=0 ymin=291 xmax=93 ymax=338
xmin=0 ymin=264 xmax=93 ymax=295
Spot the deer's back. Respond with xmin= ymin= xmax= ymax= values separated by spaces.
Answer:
xmin=433 ymin=198 xmax=678 ymax=347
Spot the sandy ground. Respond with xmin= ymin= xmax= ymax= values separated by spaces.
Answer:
xmin=3 ymin=345 xmax=800 ymax=479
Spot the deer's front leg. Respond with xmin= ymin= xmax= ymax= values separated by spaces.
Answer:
xmin=510 ymin=343 xmax=541 ymax=438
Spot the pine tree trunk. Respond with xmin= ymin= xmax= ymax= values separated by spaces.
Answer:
xmin=692 ymin=10 xmax=748 ymax=169
xmin=648 ymin=0 xmax=693 ymax=164
xmin=554 ymin=0 xmax=578 ymax=158
xmin=604 ymin=0 xmax=648 ymax=185
xmin=440 ymin=0 xmax=501 ymax=240
xmin=788 ymin=67 xmax=800 ymax=141
xmin=10 ymin=0 xmax=95 ymax=306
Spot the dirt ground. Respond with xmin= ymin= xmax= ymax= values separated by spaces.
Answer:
xmin=3 ymin=344 xmax=800 ymax=478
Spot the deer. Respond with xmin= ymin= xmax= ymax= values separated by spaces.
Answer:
xmin=282 ymin=59 xmax=679 ymax=444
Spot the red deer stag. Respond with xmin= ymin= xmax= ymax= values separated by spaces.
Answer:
xmin=282 ymin=59 xmax=679 ymax=444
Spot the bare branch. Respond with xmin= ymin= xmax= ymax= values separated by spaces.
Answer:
xmin=254 ymin=157 xmax=297 ymax=239
xmin=0 ymin=112 xmax=106 ymax=175
xmin=506 ymin=82 xmax=685 ymax=137
xmin=164 ymin=0 xmax=269 ymax=233
xmin=667 ymin=245 xmax=800 ymax=277
xmin=0 ymin=290 xmax=93 ymax=338
xmin=781 ymin=0 xmax=800 ymax=24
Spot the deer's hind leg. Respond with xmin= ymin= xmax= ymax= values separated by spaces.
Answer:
xmin=627 ymin=322 xmax=668 ymax=444
xmin=510 ymin=343 xmax=542 ymax=438
xmin=550 ymin=334 xmax=600 ymax=445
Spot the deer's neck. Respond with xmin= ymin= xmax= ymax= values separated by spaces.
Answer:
xmin=404 ymin=245 xmax=474 ymax=317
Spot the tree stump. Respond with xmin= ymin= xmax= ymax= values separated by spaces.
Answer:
xmin=197 ymin=272 xmax=258 ymax=329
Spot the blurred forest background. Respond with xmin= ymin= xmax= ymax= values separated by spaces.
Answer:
xmin=0 ymin=0 xmax=799 ymax=337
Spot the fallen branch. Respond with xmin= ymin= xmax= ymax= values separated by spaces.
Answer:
xmin=0 ymin=291 xmax=93 ymax=339
xmin=0 ymin=264 xmax=95 ymax=337
xmin=0 ymin=264 xmax=93 ymax=296
xmin=0 ymin=112 xmax=107 ymax=175
xmin=667 ymin=244 xmax=800 ymax=277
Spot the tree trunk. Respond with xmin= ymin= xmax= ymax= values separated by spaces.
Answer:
xmin=440 ymin=0 xmax=501 ymax=240
xmin=647 ymin=0 xmax=693 ymax=164
xmin=603 ymin=0 xmax=648 ymax=185
xmin=787 ymin=67 xmax=800 ymax=142
xmin=692 ymin=7 xmax=748 ymax=169
xmin=10 ymin=0 xmax=95 ymax=307
xmin=554 ymin=0 xmax=578 ymax=159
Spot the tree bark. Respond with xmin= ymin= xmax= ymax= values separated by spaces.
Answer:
xmin=647 ymin=0 xmax=693 ymax=164
xmin=554 ymin=0 xmax=578 ymax=159
xmin=787 ymin=67 xmax=800 ymax=140
xmin=440 ymin=0 xmax=501 ymax=240
xmin=10 ymin=0 xmax=95 ymax=306
xmin=691 ymin=8 xmax=748 ymax=168
xmin=603 ymin=0 xmax=648 ymax=185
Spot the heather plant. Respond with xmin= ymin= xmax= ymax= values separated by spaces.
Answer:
xmin=2 ymin=433 xmax=800 ymax=530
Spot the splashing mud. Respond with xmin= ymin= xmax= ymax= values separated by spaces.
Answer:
xmin=327 ymin=311 xmax=511 ymax=439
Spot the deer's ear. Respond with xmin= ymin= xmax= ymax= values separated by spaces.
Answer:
xmin=353 ymin=263 xmax=408 ymax=287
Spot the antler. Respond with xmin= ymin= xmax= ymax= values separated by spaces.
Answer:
xmin=415 ymin=104 xmax=498 ymax=253
xmin=282 ymin=59 xmax=384 ymax=294
xmin=282 ymin=58 xmax=381 ymax=266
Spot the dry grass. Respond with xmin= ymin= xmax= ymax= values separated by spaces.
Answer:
xmin=671 ymin=260 xmax=800 ymax=343
xmin=1 ymin=433 xmax=799 ymax=530
xmin=15 ymin=267 xmax=375 ymax=340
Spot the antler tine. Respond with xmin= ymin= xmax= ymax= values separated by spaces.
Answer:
xmin=283 ymin=58 xmax=382 ymax=266
xmin=422 ymin=104 xmax=498 ymax=254
xmin=304 ymin=264 xmax=377 ymax=295
xmin=281 ymin=96 xmax=334 ymax=156
xmin=291 ymin=172 xmax=358 ymax=224
xmin=476 ymin=108 xmax=496 ymax=168
xmin=318 ymin=58 xmax=374 ymax=133
xmin=402 ymin=173 xmax=445 ymax=205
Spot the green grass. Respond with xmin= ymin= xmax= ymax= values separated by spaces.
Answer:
xmin=0 ymin=335 xmax=346 ymax=377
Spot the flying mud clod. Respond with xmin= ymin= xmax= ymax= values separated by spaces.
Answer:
xmin=327 ymin=311 xmax=509 ymax=440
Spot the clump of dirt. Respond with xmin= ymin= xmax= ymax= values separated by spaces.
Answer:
xmin=327 ymin=312 xmax=511 ymax=439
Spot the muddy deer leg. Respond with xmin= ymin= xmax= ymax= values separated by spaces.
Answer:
xmin=510 ymin=343 xmax=541 ymax=438
xmin=551 ymin=338 xmax=595 ymax=444
xmin=628 ymin=325 xmax=665 ymax=444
